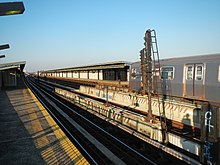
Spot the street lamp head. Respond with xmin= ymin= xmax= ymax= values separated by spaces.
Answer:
xmin=0 ymin=44 xmax=10 ymax=50
xmin=0 ymin=55 xmax=6 ymax=59
xmin=0 ymin=2 xmax=25 ymax=16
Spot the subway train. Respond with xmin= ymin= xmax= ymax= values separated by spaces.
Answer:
xmin=130 ymin=53 xmax=220 ymax=105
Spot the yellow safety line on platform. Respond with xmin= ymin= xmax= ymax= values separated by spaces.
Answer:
xmin=6 ymin=87 xmax=89 ymax=165
xmin=27 ymin=88 xmax=89 ymax=165
xmin=24 ymin=89 xmax=59 ymax=164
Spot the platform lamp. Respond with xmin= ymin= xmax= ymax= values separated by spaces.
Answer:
xmin=0 ymin=44 xmax=9 ymax=61
xmin=0 ymin=2 xmax=25 ymax=16
xmin=0 ymin=55 xmax=6 ymax=59
xmin=0 ymin=44 xmax=10 ymax=50
xmin=0 ymin=44 xmax=9 ymax=62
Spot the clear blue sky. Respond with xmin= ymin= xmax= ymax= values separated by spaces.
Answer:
xmin=1 ymin=0 xmax=220 ymax=72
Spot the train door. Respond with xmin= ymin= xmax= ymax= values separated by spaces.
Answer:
xmin=184 ymin=64 xmax=205 ymax=99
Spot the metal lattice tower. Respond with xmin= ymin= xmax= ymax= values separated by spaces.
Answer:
xmin=140 ymin=29 xmax=168 ymax=143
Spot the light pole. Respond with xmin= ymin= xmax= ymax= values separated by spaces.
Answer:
xmin=0 ymin=2 xmax=25 ymax=89
xmin=0 ymin=1 xmax=25 ymax=58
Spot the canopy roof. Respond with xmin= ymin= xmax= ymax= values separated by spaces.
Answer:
xmin=0 ymin=61 xmax=26 ymax=71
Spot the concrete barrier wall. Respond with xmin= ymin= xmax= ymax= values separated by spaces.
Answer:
xmin=55 ymin=87 xmax=200 ymax=160
xmin=137 ymin=97 xmax=147 ymax=109
xmin=168 ymin=133 xmax=200 ymax=156
xmin=114 ymin=93 xmax=125 ymax=103
xmin=79 ymin=85 xmax=199 ymax=128
xmin=88 ymin=87 xmax=98 ymax=96
xmin=79 ymin=86 xmax=89 ymax=93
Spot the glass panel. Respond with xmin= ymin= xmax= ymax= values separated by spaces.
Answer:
xmin=186 ymin=66 xmax=193 ymax=80
xmin=162 ymin=71 xmax=168 ymax=79
xmin=161 ymin=66 xmax=174 ymax=80
xmin=195 ymin=65 xmax=203 ymax=80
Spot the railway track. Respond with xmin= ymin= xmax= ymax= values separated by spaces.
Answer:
xmin=35 ymin=76 xmax=203 ymax=164
xmin=40 ymin=77 xmax=201 ymax=141
xmin=26 ymin=76 xmax=163 ymax=164
xmin=41 ymin=76 xmax=201 ymax=137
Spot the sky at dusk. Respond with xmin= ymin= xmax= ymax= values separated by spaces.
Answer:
xmin=0 ymin=0 xmax=220 ymax=72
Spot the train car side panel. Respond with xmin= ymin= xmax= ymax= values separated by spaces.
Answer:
xmin=160 ymin=64 xmax=184 ymax=97
xmin=205 ymin=63 xmax=220 ymax=102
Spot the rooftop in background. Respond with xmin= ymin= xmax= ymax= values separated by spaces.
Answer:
xmin=0 ymin=2 xmax=25 ymax=16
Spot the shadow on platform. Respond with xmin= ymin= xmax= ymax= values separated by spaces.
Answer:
xmin=0 ymin=77 xmax=88 ymax=164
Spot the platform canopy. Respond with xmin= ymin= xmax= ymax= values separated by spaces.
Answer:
xmin=43 ymin=61 xmax=131 ymax=73
xmin=0 ymin=61 xmax=26 ymax=71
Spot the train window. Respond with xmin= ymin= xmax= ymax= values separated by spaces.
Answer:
xmin=195 ymin=65 xmax=203 ymax=80
xmin=161 ymin=66 xmax=174 ymax=80
xmin=186 ymin=66 xmax=193 ymax=80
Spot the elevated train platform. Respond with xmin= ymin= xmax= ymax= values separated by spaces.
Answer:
xmin=0 ymin=77 xmax=89 ymax=164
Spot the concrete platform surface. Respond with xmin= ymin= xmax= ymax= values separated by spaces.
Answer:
xmin=0 ymin=79 xmax=89 ymax=165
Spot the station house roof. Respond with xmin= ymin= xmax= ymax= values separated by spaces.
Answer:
xmin=41 ymin=61 xmax=131 ymax=73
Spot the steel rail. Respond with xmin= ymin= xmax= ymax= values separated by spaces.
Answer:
xmin=27 ymin=76 xmax=157 ymax=164
xmin=24 ymin=77 xmax=99 ymax=165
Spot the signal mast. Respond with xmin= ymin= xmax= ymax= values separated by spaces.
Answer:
xmin=140 ymin=29 xmax=168 ymax=143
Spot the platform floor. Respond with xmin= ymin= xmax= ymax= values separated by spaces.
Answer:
xmin=0 ymin=79 xmax=89 ymax=164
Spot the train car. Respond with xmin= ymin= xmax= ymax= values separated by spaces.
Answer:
xmin=130 ymin=53 xmax=220 ymax=104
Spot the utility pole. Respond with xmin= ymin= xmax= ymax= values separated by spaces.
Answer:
xmin=140 ymin=29 xmax=168 ymax=142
